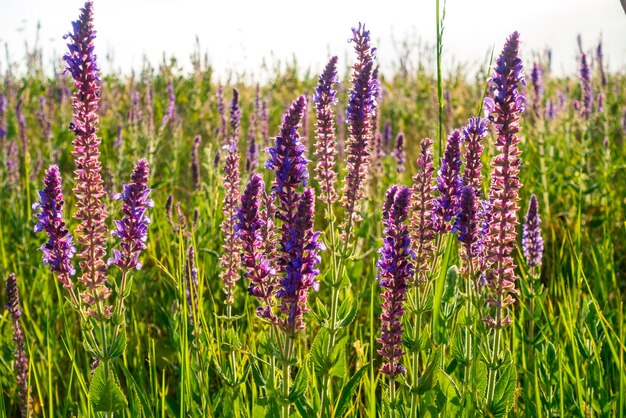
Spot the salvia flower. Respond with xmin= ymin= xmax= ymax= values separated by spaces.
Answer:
xmin=454 ymin=186 xmax=480 ymax=262
xmin=276 ymin=188 xmax=324 ymax=334
xmin=530 ymin=62 xmax=543 ymax=118
xmin=341 ymin=23 xmax=377 ymax=236
xmin=191 ymin=135 xmax=201 ymax=189
xmin=392 ymin=132 xmax=406 ymax=173
xmin=5 ymin=273 xmax=31 ymax=418
xmin=6 ymin=140 xmax=19 ymax=187
xmin=313 ymin=56 xmax=339 ymax=204
xmin=108 ymin=158 xmax=153 ymax=271
xmin=579 ymin=53 xmax=593 ymax=120
xmin=522 ymin=194 xmax=544 ymax=269
xmin=382 ymin=120 xmax=392 ymax=150
xmin=377 ymin=186 xmax=413 ymax=377
xmin=461 ymin=117 xmax=488 ymax=196
xmin=220 ymin=141 xmax=242 ymax=305
xmin=64 ymin=0 xmax=111 ymax=318
xmin=230 ymin=89 xmax=241 ymax=144
xmin=36 ymin=96 xmax=52 ymax=143
xmin=483 ymin=32 xmax=525 ymax=329
xmin=596 ymin=40 xmax=607 ymax=87
xmin=235 ymin=174 xmax=276 ymax=320
xmin=160 ymin=80 xmax=176 ymax=130
xmin=246 ymin=116 xmax=259 ymax=173
xmin=265 ymin=95 xmax=309 ymax=226
xmin=410 ymin=138 xmax=437 ymax=285
xmin=434 ymin=130 xmax=463 ymax=233
xmin=0 ymin=94 xmax=7 ymax=143
xmin=33 ymin=165 xmax=76 ymax=288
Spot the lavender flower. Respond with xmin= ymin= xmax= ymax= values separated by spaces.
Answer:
xmin=191 ymin=135 xmax=201 ymax=189
xmin=579 ymin=53 xmax=593 ymax=120
xmin=5 ymin=273 xmax=31 ymax=418
xmin=522 ymin=194 xmax=544 ymax=269
xmin=246 ymin=119 xmax=259 ymax=173
xmin=544 ymin=99 xmax=557 ymax=120
xmin=482 ymin=32 xmax=525 ymax=329
xmin=462 ymin=117 xmax=488 ymax=195
xmin=382 ymin=120 xmax=392 ymax=150
xmin=434 ymin=130 xmax=462 ymax=233
xmin=531 ymin=62 xmax=543 ymax=118
xmin=454 ymin=186 xmax=480 ymax=261
xmin=108 ymin=158 xmax=153 ymax=271
xmin=220 ymin=139 xmax=242 ymax=305
xmin=6 ymin=140 xmax=19 ymax=187
xmin=596 ymin=40 xmax=607 ymax=87
xmin=377 ymin=186 xmax=413 ymax=377
xmin=15 ymin=98 xmax=28 ymax=157
xmin=341 ymin=23 xmax=377 ymax=236
xmin=314 ymin=56 xmax=339 ymax=204
xmin=260 ymin=188 xmax=278 ymax=272
xmin=36 ymin=96 xmax=52 ymax=143
xmin=160 ymin=80 xmax=176 ymax=129
xmin=276 ymin=188 xmax=324 ymax=333
xmin=230 ymin=89 xmax=241 ymax=144
xmin=392 ymin=132 xmax=405 ymax=173
xmin=410 ymin=138 xmax=437 ymax=285
xmin=33 ymin=165 xmax=76 ymax=288
xmin=0 ymin=94 xmax=7 ymax=143
xmin=235 ymin=174 xmax=276 ymax=320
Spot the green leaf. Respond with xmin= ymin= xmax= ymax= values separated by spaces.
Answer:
xmin=337 ymin=295 xmax=360 ymax=329
xmin=251 ymin=360 xmax=267 ymax=388
xmin=417 ymin=349 xmax=441 ymax=395
xmin=294 ymin=398 xmax=315 ymax=417
xmin=329 ymin=336 xmax=348 ymax=378
xmin=265 ymin=398 xmax=280 ymax=418
xmin=289 ymin=365 xmax=308 ymax=401
xmin=491 ymin=362 xmax=517 ymax=417
xmin=442 ymin=265 xmax=459 ymax=303
xmin=334 ymin=363 xmax=369 ymax=417
xmin=104 ymin=328 xmax=127 ymax=360
xmin=89 ymin=362 xmax=128 ymax=412
xmin=432 ymin=237 xmax=453 ymax=344
xmin=437 ymin=370 xmax=461 ymax=415
xmin=310 ymin=328 xmax=331 ymax=375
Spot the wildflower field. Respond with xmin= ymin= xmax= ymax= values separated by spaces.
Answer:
xmin=1 ymin=1 xmax=625 ymax=417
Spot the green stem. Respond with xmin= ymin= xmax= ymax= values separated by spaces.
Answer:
xmin=281 ymin=334 xmax=294 ymax=418
xmin=486 ymin=306 xmax=502 ymax=406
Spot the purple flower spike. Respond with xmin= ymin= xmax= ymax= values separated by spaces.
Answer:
xmin=462 ymin=117 xmax=488 ymax=196
xmin=230 ymin=89 xmax=241 ymax=144
xmin=314 ymin=56 xmax=339 ymax=205
xmin=341 ymin=23 xmax=377 ymax=236
xmin=483 ymin=32 xmax=525 ymax=329
xmin=410 ymin=138 xmax=437 ymax=285
xmin=64 ymin=0 xmax=111 ymax=318
xmin=530 ymin=62 xmax=543 ymax=118
xmin=596 ymin=40 xmax=607 ymax=87
xmin=236 ymin=174 xmax=277 ymax=321
xmin=5 ymin=273 xmax=32 ymax=418
xmin=266 ymin=95 xmax=309 ymax=225
xmin=377 ymin=186 xmax=413 ymax=377
xmin=522 ymin=194 xmax=544 ymax=269
xmin=220 ymin=141 xmax=242 ymax=306
xmin=579 ymin=53 xmax=593 ymax=120
xmin=160 ymin=81 xmax=176 ymax=129
xmin=0 ymin=94 xmax=7 ymax=143
xmin=455 ymin=186 xmax=480 ymax=261
xmin=246 ymin=102 xmax=259 ymax=173
xmin=276 ymin=188 xmax=324 ymax=334
xmin=191 ymin=135 xmax=201 ymax=189
xmin=382 ymin=120 xmax=392 ymax=150
xmin=434 ymin=130 xmax=463 ymax=233
xmin=33 ymin=165 xmax=76 ymax=288
xmin=108 ymin=158 xmax=153 ymax=272
xmin=392 ymin=133 xmax=406 ymax=173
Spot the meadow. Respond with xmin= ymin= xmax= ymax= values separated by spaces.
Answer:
xmin=1 ymin=1 xmax=625 ymax=417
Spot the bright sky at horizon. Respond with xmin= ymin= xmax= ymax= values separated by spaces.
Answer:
xmin=1 ymin=0 xmax=625 ymax=81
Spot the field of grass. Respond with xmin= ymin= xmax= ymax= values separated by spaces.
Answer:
xmin=1 ymin=1 xmax=625 ymax=417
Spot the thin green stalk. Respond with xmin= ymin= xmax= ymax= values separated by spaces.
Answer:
xmin=485 ymin=307 xmax=502 ymax=406
xmin=281 ymin=334 xmax=294 ymax=418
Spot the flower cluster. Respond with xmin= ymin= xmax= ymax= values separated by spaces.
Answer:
xmin=461 ymin=117 xmax=488 ymax=196
xmin=522 ymin=194 xmax=544 ymax=269
xmin=455 ymin=186 xmax=480 ymax=261
xmin=191 ymin=135 xmax=201 ymax=189
xmin=235 ymin=174 xmax=276 ymax=320
xmin=63 ymin=0 xmax=110 ymax=318
xmin=392 ymin=133 xmax=406 ymax=173
xmin=108 ymin=158 xmax=153 ymax=272
xmin=314 ymin=55 xmax=339 ymax=204
xmin=33 ymin=165 xmax=76 ymax=288
xmin=341 ymin=23 xmax=377 ymax=235
xmin=410 ymin=138 xmax=437 ymax=285
xmin=434 ymin=130 xmax=463 ymax=233
xmin=579 ymin=53 xmax=593 ymax=120
xmin=377 ymin=186 xmax=413 ymax=377
xmin=530 ymin=62 xmax=543 ymax=118
xmin=483 ymin=31 xmax=525 ymax=329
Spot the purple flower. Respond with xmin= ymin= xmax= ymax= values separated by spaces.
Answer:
xmin=455 ymin=186 xmax=480 ymax=261
xmin=314 ymin=56 xmax=339 ymax=204
xmin=0 ymin=94 xmax=7 ymax=143
xmin=160 ymin=80 xmax=176 ymax=129
xmin=16 ymin=98 xmax=28 ymax=157
xmin=236 ymin=174 xmax=277 ymax=321
xmin=6 ymin=140 xmax=19 ymax=188
xmin=108 ymin=158 xmax=153 ymax=271
xmin=5 ymin=273 xmax=31 ymax=418
xmin=382 ymin=120 xmax=392 ymax=150
xmin=36 ymin=96 xmax=52 ymax=143
xmin=522 ymin=194 xmax=544 ymax=269
xmin=230 ymin=88 xmax=241 ymax=144
xmin=265 ymin=95 xmax=309 ymax=225
xmin=410 ymin=138 xmax=436 ymax=285
xmin=392 ymin=132 xmax=406 ymax=173
xmin=64 ymin=0 xmax=110 ymax=318
xmin=191 ymin=135 xmax=201 ymax=189
xmin=377 ymin=186 xmax=413 ymax=377
xmin=246 ymin=116 xmax=259 ymax=173
xmin=341 ymin=23 xmax=377 ymax=236
xmin=483 ymin=32 xmax=525 ymax=329
xmin=33 ymin=165 xmax=76 ymax=288
xmin=220 ymin=141 xmax=242 ymax=305
xmin=462 ymin=117 xmax=488 ymax=196
xmin=579 ymin=53 xmax=593 ymax=120
xmin=530 ymin=62 xmax=543 ymax=118
xmin=276 ymin=188 xmax=324 ymax=333
xmin=434 ymin=130 xmax=463 ymax=233
xmin=596 ymin=40 xmax=607 ymax=87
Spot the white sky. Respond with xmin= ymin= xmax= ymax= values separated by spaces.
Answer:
xmin=0 ymin=0 xmax=624 ymax=81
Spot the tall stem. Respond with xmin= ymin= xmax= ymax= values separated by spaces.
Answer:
xmin=486 ymin=306 xmax=502 ymax=406
xmin=281 ymin=334 xmax=294 ymax=418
